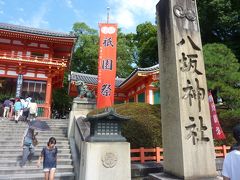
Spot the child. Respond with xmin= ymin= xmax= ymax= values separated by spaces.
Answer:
xmin=37 ymin=137 xmax=58 ymax=180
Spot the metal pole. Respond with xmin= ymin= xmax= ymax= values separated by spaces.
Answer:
xmin=107 ymin=7 xmax=110 ymax=23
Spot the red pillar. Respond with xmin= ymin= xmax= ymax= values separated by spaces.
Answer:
xmin=44 ymin=77 xmax=52 ymax=118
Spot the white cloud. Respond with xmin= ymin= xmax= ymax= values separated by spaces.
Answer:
xmin=10 ymin=1 xmax=50 ymax=28
xmin=17 ymin=8 xmax=24 ymax=12
xmin=106 ymin=0 xmax=159 ymax=31
xmin=65 ymin=0 xmax=73 ymax=8
xmin=0 ymin=0 xmax=5 ymax=5
xmin=64 ymin=0 xmax=82 ymax=19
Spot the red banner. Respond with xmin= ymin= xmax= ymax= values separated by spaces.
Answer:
xmin=208 ymin=92 xmax=226 ymax=140
xmin=97 ymin=23 xmax=118 ymax=109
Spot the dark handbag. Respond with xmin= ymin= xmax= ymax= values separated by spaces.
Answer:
xmin=32 ymin=138 xmax=38 ymax=146
xmin=32 ymin=133 xmax=38 ymax=146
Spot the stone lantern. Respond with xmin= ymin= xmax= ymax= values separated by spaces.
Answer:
xmin=84 ymin=108 xmax=129 ymax=142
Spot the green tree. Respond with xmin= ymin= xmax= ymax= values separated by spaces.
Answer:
xmin=71 ymin=22 xmax=99 ymax=74
xmin=203 ymin=43 xmax=240 ymax=119
xmin=52 ymin=73 xmax=73 ymax=118
xmin=71 ymin=22 xmax=136 ymax=77
xmin=116 ymin=30 xmax=135 ymax=77
xmin=197 ymin=0 xmax=240 ymax=60
xmin=135 ymin=22 xmax=158 ymax=68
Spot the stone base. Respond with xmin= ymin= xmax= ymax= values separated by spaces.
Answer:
xmin=80 ymin=142 xmax=131 ymax=180
xmin=149 ymin=173 xmax=223 ymax=180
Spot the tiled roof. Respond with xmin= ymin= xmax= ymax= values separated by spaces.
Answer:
xmin=70 ymin=72 xmax=125 ymax=87
xmin=118 ymin=64 xmax=159 ymax=87
xmin=70 ymin=64 xmax=160 ymax=88
xmin=0 ymin=23 xmax=77 ymax=38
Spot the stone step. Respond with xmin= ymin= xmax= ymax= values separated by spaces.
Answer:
xmin=0 ymin=165 xmax=73 ymax=175
xmin=0 ymin=144 xmax=70 ymax=149
xmin=0 ymin=119 xmax=74 ymax=179
xmin=0 ymin=148 xmax=71 ymax=154
xmin=0 ymin=137 xmax=68 ymax=141
xmin=0 ymin=159 xmax=73 ymax=167
xmin=0 ymin=172 xmax=74 ymax=180
xmin=0 ymin=154 xmax=72 ymax=160
xmin=0 ymin=140 xmax=69 ymax=145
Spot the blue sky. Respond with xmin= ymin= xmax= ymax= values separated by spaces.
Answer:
xmin=0 ymin=0 xmax=159 ymax=34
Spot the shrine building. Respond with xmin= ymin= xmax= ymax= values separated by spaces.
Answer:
xmin=69 ymin=64 xmax=161 ymax=105
xmin=0 ymin=23 xmax=77 ymax=118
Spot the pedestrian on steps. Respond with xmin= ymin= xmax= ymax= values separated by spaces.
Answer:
xmin=20 ymin=126 xmax=37 ymax=167
xmin=3 ymin=98 xmax=11 ymax=119
xmin=14 ymin=98 xmax=22 ymax=123
xmin=37 ymin=137 xmax=58 ymax=180
xmin=28 ymin=98 xmax=38 ymax=121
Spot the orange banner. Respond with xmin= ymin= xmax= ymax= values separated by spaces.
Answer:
xmin=97 ymin=23 xmax=118 ymax=109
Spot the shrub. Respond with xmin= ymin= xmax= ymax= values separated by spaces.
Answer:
xmin=88 ymin=103 xmax=162 ymax=148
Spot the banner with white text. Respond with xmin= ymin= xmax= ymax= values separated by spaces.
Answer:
xmin=208 ymin=92 xmax=226 ymax=140
xmin=97 ymin=23 xmax=118 ymax=109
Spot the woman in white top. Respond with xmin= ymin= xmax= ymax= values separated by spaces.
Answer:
xmin=28 ymin=98 xmax=38 ymax=121
xmin=222 ymin=124 xmax=240 ymax=180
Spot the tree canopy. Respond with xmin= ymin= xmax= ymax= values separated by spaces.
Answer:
xmin=197 ymin=0 xmax=240 ymax=60
xmin=135 ymin=22 xmax=158 ymax=68
xmin=203 ymin=43 xmax=240 ymax=119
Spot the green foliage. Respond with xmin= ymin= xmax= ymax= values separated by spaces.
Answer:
xmin=0 ymin=93 xmax=12 ymax=103
xmin=203 ymin=43 xmax=240 ymax=109
xmin=52 ymin=74 xmax=73 ymax=116
xmin=71 ymin=23 xmax=136 ymax=77
xmin=89 ymin=103 xmax=162 ymax=148
xmin=203 ymin=43 xmax=240 ymax=145
xmin=71 ymin=22 xmax=99 ymax=74
xmin=135 ymin=22 xmax=158 ymax=68
xmin=197 ymin=0 xmax=240 ymax=59
xmin=116 ymin=30 xmax=135 ymax=77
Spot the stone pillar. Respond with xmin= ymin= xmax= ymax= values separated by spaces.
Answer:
xmin=156 ymin=0 xmax=217 ymax=179
xmin=68 ymin=97 xmax=96 ymax=138
xmin=44 ymin=77 xmax=52 ymax=118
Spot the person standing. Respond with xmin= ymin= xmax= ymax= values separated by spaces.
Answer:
xmin=3 ymin=98 xmax=11 ymax=118
xmin=37 ymin=137 xmax=58 ymax=180
xmin=222 ymin=124 xmax=240 ymax=180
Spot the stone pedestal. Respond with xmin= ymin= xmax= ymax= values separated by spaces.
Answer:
xmin=79 ymin=142 xmax=131 ymax=180
xmin=68 ymin=97 xmax=96 ymax=138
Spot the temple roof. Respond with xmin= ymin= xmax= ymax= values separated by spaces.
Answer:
xmin=0 ymin=23 xmax=76 ymax=38
xmin=70 ymin=64 xmax=159 ymax=87
xmin=70 ymin=72 xmax=125 ymax=87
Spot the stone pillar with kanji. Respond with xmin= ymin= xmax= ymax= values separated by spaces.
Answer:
xmin=156 ymin=0 xmax=217 ymax=179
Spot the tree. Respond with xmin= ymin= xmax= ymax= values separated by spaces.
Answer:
xmin=116 ymin=30 xmax=135 ymax=77
xmin=70 ymin=22 xmax=99 ymax=74
xmin=135 ymin=22 xmax=158 ymax=68
xmin=52 ymin=73 xmax=73 ymax=118
xmin=71 ymin=22 xmax=136 ymax=77
xmin=203 ymin=43 xmax=240 ymax=120
xmin=197 ymin=0 xmax=240 ymax=60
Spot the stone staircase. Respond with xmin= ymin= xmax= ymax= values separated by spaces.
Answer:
xmin=0 ymin=119 xmax=74 ymax=180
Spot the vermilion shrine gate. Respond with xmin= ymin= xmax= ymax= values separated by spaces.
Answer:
xmin=0 ymin=23 xmax=76 ymax=118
